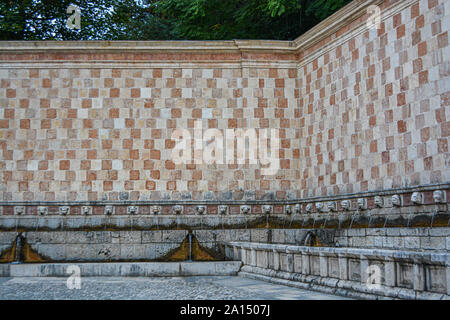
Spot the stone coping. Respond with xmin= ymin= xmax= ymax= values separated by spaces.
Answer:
xmin=239 ymin=268 xmax=448 ymax=300
xmin=0 ymin=261 xmax=242 ymax=277
xmin=226 ymin=242 xmax=450 ymax=265
xmin=292 ymin=0 xmax=384 ymax=50
xmin=0 ymin=39 xmax=294 ymax=53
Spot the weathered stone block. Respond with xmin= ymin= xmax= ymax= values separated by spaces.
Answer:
xmin=310 ymin=255 xmax=320 ymax=276
xmin=64 ymin=231 xmax=111 ymax=244
xmin=214 ymin=261 xmax=241 ymax=275
xmin=426 ymin=266 xmax=447 ymax=294
xmin=148 ymin=243 xmax=179 ymax=259
xmin=120 ymin=244 xmax=150 ymax=260
xmin=420 ymin=237 xmax=445 ymax=250
xmin=328 ymin=257 xmax=340 ymax=278
xmin=118 ymin=231 xmax=142 ymax=244
xmin=194 ymin=230 xmax=216 ymax=242
xmin=293 ymin=254 xmax=302 ymax=273
xmin=250 ymin=229 xmax=268 ymax=242
xmin=386 ymin=228 xmax=401 ymax=236
xmin=141 ymin=231 xmax=162 ymax=243
xmin=256 ymin=250 xmax=268 ymax=268
xmin=367 ymin=228 xmax=386 ymax=236
xmin=232 ymin=230 xmax=251 ymax=242
xmin=0 ymin=232 xmax=17 ymax=244
xmin=32 ymin=243 xmax=66 ymax=261
xmin=347 ymin=229 xmax=366 ymax=237
xmin=161 ymin=230 xmax=187 ymax=242
xmin=176 ymin=262 xmax=207 ymax=276
xmin=271 ymin=229 xmax=285 ymax=243
xmin=429 ymin=228 xmax=450 ymax=237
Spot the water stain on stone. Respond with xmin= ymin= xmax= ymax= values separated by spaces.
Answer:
xmin=0 ymin=234 xmax=48 ymax=263
xmin=161 ymin=233 xmax=223 ymax=262
xmin=0 ymin=244 xmax=15 ymax=263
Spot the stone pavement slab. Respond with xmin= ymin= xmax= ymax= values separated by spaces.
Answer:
xmin=0 ymin=276 xmax=349 ymax=300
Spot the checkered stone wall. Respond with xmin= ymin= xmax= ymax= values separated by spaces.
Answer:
xmin=0 ymin=64 xmax=299 ymax=201
xmin=295 ymin=0 xmax=449 ymax=198
xmin=0 ymin=0 xmax=448 ymax=203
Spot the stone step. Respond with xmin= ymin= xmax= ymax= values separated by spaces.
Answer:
xmin=0 ymin=261 xmax=242 ymax=277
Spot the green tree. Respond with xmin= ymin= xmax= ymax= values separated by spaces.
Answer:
xmin=0 ymin=0 xmax=351 ymax=41
xmin=0 ymin=0 xmax=173 ymax=40
xmin=1 ymin=0 xmax=114 ymax=40
xmin=103 ymin=0 xmax=176 ymax=40
xmin=156 ymin=0 xmax=351 ymax=40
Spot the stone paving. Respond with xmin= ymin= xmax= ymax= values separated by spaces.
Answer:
xmin=0 ymin=276 xmax=348 ymax=300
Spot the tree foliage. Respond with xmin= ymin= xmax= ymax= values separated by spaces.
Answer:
xmin=0 ymin=0 xmax=351 ymax=41
xmin=0 ymin=0 xmax=115 ymax=40
xmin=156 ymin=0 xmax=351 ymax=40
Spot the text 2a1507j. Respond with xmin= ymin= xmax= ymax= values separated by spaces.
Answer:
xmin=223 ymin=304 xmax=270 ymax=316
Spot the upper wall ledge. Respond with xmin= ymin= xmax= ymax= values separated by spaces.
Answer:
xmin=0 ymin=39 xmax=294 ymax=53
xmin=0 ymin=0 xmax=390 ymax=55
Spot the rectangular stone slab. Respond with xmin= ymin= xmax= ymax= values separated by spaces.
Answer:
xmin=1 ymin=261 xmax=242 ymax=277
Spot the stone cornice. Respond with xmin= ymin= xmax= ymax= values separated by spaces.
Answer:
xmin=0 ymin=39 xmax=295 ymax=54
xmin=0 ymin=60 xmax=299 ymax=69
xmin=292 ymin=0 xmax=384 ymax=51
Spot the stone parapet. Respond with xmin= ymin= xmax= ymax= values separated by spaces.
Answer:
xmin=0 ymin=261 xmax=242 ymax=277
xmin=223 ymin=241 xmax=450 ymax=299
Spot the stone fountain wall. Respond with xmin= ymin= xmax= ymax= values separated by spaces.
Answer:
xmin=0 ymin=189 xmax=448 ymax=262
xmin=0 ymin=0 xmax=448 ymax=298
